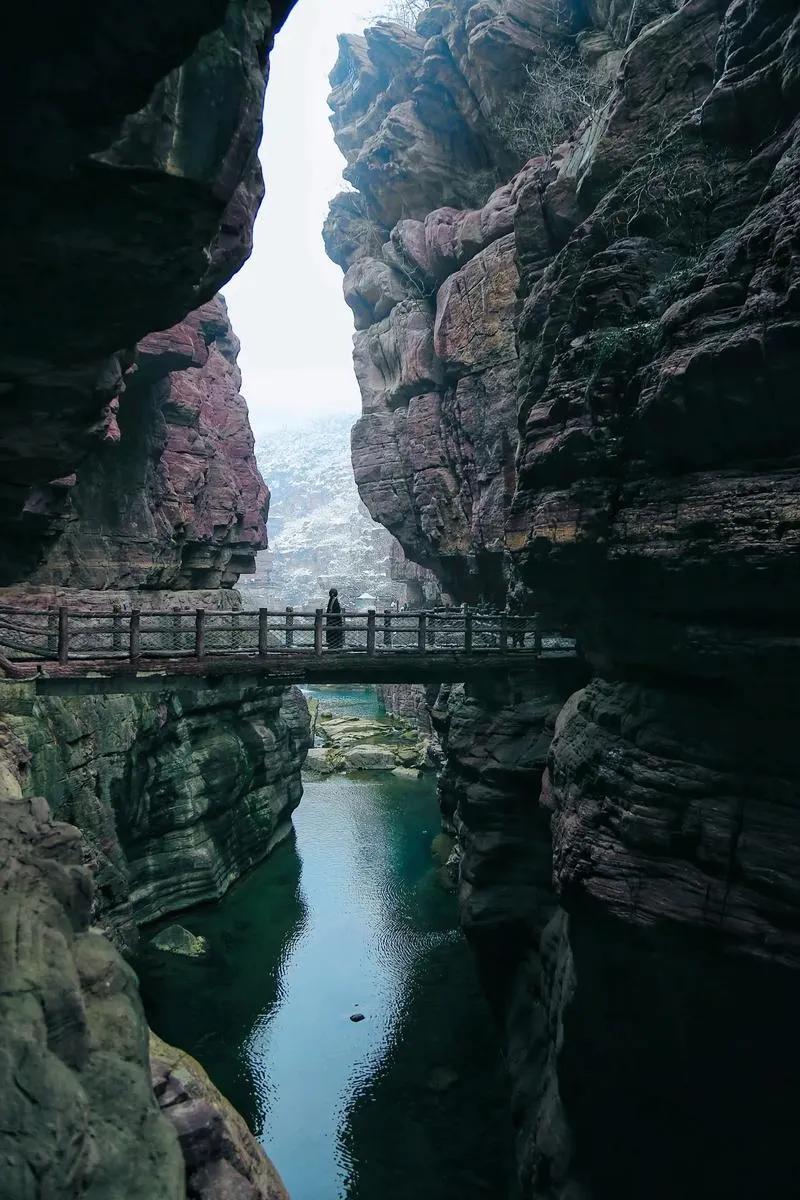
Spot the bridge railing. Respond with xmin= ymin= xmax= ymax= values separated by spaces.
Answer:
xmin=0 ymin=604 xmax=576 ymax=667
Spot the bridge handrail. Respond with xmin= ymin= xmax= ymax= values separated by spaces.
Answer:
xmin=0 ymin=602 xmax=576 ymax=670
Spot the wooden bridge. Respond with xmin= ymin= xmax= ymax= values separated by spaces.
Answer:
xmin=0 ymin=604 xmax=578 ymax=695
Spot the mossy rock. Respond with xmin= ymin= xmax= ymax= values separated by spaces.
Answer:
xmin=151 ymin=925 xmax=208 ymax=957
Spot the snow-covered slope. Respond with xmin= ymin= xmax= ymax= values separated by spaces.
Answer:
xmin=238 ymin=413 xmax=405 ymax=611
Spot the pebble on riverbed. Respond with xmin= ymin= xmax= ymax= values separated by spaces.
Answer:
xmin=350 ymin=1012 xmax=365 ymax=1022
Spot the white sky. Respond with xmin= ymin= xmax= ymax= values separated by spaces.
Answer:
xmin=225 ymin=0 xmax=380 ymax=435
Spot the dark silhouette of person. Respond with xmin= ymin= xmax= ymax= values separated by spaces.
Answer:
xmin=325 ymin=587 xmax=344 ymax=648
xmin=508 ymin=580 xmax=527 ymax=648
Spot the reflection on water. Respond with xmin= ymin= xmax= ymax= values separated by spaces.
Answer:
xmin=139 ymin=687 xmax=515 ymax=1200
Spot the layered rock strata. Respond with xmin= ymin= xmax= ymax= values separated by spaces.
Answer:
xmin=0 ymin=5 xmax=298 ymax=1197
xmin=150 ymin=1033 xmax=289 ymax=1200
xmin=325 ymin=4 xmax=567 ymax=599
xmin=0 ymin=666 xmax=309 ymax=951
xmin=29 ymin=297 xmax=269 ymax=591
xmin=377 ymin=683 xmax=437 ymax=735
xmin=433 ymin=668 xmax=586 ymax=1197
xmin=0 ymin=727 xmax=185 ymax=1200
xmin=327 ymin=1 xmax=800 ymax=1197
xmin=0 ymin=0 xmax=293 ymax=582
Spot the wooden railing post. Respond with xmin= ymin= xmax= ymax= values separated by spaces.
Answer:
xmin=534 ymin=625 xmax=542 ymax=655
xmin=47 ymin=609 xmax=58 ymax=657
xmin=314 ymin=609 xmax=323 ymax=656
xmin=259 ymin=608 xmax=269 ymax=656
xmin=463 ymin=603 xmax=472 ymax=654
xmin=171 ymin=605 xmax=181 ymax=654
xmin=499 ymin=613 xmax=508 ymax=652
xmin=285 ymin=606 xmax=294 ymax=648
xmin=366 ymin=609 xmax=376 ymax=656
xmin=195 ymin=609 xmax=206 ymax=659
xmin=57 ymin=607 xmax=69 ymax=664
xmin=383 ymin=608 xmax=392 ymax=648
xmin=129 ymin=609 xmax=141 ymax=662
xmin=418 ymin=612 xmax=427 ymax=652
xmin=112 ymin=603 xmax=122 ymax=653
xmin=428 ymin=611 xmax=436 ymax=647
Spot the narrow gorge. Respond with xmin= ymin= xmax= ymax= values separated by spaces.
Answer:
xmin=1 ymin=2 xmax=799 ymax=1200
xmin=324 ymin=1 xmax=800 ymax=1196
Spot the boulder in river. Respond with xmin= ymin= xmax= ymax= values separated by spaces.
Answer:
xmin=344 ymin=745 xmax=397 ymax=771
xmin=152 ymin=925 xmax=209 ymax=957
xmin=304 ymin=747 xmax=336 ymax=775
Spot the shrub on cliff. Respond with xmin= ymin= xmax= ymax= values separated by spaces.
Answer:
xmin=613 ymin=125 xmax=726 ymax=252
xmin=492 ymin=43 xmax=609 ymax=165
xmin=371 ymin=0 xmax=429 ymax=29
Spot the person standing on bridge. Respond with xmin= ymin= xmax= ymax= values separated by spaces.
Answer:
xmin=508 ymin=580 xmax=527 ymax=649
xmin=325 ymin=587 xmax=344 ymax=649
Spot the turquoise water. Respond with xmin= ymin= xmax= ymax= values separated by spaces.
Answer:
xmin=139 ymin=687 xmax=515 ymax=1199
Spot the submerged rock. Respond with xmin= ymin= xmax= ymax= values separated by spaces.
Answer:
xmin=152 ymin=925 xmax=209 ymax=958
xmin=426 ymin=1066 xmax=460 ymax=1094
xmin=350 ymin=1013 xmax=366 ymax=1023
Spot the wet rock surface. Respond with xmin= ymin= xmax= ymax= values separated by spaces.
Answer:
xmin=1 ymin=661 xmax=310 ymax=949
xmin=150 ymin=1032 xmax=289 ymax=1200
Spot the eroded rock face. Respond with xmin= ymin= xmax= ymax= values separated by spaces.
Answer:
xmin=0 ymin=0 xmax=293 ymax=582
xmin=328 ymin=1 xmax=800 ymax=1197
xmin=0 ymin=726 xmax=184 ymax=1200
xmin=377 ymin=683 xmax=437 ymax=734
xmin=30 ymin=297 xmax=269 ymax=590
xmin=151 ymin=1033 xmax=289 ymax=1200
xmin=342 ymin=198 xmax=527 ymax=598
xmin=0 ymin=6 xmax=298 ymax=1199
xmin=0 ymin=657 xmax=310 ymax=950
xmin=326 ymin=7 xmax=566 ymax=599
xmin=433 ymin=668 xmax=587 ymax=1198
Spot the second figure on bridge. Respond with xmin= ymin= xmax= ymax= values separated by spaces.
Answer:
xmin=325 ymin=588 xmax=344 ymax=649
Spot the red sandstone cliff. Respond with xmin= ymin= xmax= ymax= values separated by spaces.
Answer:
xmin=325 ymin=2 xmax=800 ymax=1196
xmin=31 ymin=296 xmax=269 ymax=590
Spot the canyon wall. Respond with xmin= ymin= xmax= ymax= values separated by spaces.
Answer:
xmin=1 ymin=670 xmax=308 ymax=950
xmin=0 ymin=0 xmax=294 ymax=584
xmin=326 ymin=1 xmax=800 ymax=1196
xmin=29 ymin=297 xmax=269 ymax=592
xmin=0 ymin=4 xmax=301 ymax=1198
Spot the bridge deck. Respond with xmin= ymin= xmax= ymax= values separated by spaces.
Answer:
xmin=0 ymin=605 xmax=579 ymax=695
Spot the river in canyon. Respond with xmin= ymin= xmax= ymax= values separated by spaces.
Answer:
xmin=139 ymin=686 xmax=516 ymax=1200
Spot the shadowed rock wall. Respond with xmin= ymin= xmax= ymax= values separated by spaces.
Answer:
xmin=0 ymin=0 xmax=292 ymax=583
xmin=0 ymin=671 xmax=309 ymax=950
xmin=0 ymin=4 xmax=300 ymax=1197
xmin=326 ymin=1 xmax=800 ymax=1196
